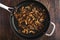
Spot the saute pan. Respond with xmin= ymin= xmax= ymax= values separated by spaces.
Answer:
xmin=0 ymin=0 xmax=55 ymax=39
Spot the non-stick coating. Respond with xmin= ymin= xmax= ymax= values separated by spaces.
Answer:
xmin=10 ymin=0 xmax=50 ymax=39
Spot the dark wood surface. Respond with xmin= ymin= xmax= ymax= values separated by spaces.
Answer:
xmin=0 ymin=0 xmax=59 ymax=40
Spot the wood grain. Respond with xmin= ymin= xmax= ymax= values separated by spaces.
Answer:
xmin=0 ymin=0 xmax=59 ymax=40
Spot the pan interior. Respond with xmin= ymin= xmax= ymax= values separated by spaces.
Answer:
xmin=11 ymin=0 xmax=50 ymax=39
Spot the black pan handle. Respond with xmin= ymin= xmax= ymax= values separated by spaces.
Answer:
xmin=0 ymin=3 xmax=14 ymax=13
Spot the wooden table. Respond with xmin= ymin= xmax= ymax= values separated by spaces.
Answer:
xmin=0 ymin=0 xmax=59 ymax=40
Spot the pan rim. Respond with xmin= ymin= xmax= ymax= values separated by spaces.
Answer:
xmin=10 ymin=0 xmax=50 ymax=39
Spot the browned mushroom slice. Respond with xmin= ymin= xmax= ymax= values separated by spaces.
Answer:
xmin=25 ymin=20 xmax=28 ymax=25
xmin=25 ymin=6 xmax=31 ymax=10
xmin=35 ymin=19 xmax=40 ymax=25
xmin=29 ymin=30 xmax=35 ymax=34
xmin=23 ymin=14 xmax=26 ymax=17
xmin=32 ymin=7 xmax=37 ymax=12
xmin=14 ymin=13 xmax=19 ymax=19
xmin=39 ymin=15 xmax=45 ymax=22
xmin=21 ymin=6 xmax=27 ymax=13
xmin=33 ymin=24 xmax=38 ymax=30
xmin=22 ymin=29 xmax=29 ymax=34
xmin=28 ymin=25 xmax=34 ymax=30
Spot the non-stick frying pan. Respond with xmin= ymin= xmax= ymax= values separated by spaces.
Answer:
xmin=0 ymin=0 xmax=55 ymax=39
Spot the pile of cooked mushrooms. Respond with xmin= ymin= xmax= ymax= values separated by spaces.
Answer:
xmin=14 ymin=4 xmax=46 ymax=34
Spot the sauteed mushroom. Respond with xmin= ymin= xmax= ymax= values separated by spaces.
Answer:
xmin=14 ymin=4 xmax=46 ymax=34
